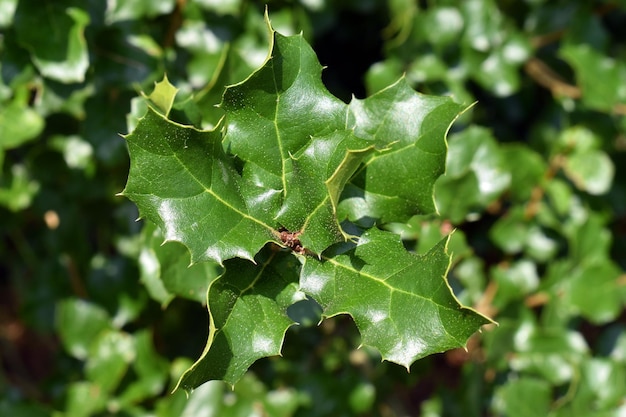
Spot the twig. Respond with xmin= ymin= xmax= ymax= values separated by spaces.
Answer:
xmin=524 ymin=57 xmax=581 ymax=99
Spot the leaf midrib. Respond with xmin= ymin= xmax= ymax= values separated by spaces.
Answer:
xmin=323 ymin=253 xmax=460 ymax=313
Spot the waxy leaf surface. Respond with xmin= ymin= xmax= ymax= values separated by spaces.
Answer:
xmin=177 ymin=248 xmax=303 ymax=389
xmin=221 ymin=29 xmax=371 ymax=252
xmin=300 ymin=228 xmax=490 ymax=368
xmin=340 ymin=79 xmax=468 ymax=224
xmin=122 ymin=19 xmax=487 ymax=390
xmin=122 ymin=109 xmax=275 ymax=265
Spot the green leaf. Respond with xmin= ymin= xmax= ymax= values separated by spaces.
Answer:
xmin=14 ymin=3 xmax=89 ymax=83
xmin=491 ymin=259 xmax=539 ymax=309
xmin=0 ymin=0 xmax=17 ymax=28
xmin=300 ymin=228 xmax=490 ymax=369
xmin=123 ymin=17 xmax=484 ymax=391
xmin=0 ymin=164 xmax=40 ymax=211
xmin=501 ymin=144 xmax=546 ymax=202
xmin=139 ymin=221 xmax=221 ymax=306
xmin=221 ymin=23 xmax=371 ymax=253
xmin=64 ymin=381 xmax=107 ymax=417
xmin=340 ymin=78 xmax=467 ymax=224
xmin=177 ymin=247 xmax=303 ymax=389
xmin=121 ymin=109 xmax=276 ymax=265
xmin=563 ymin=150 xmax=614 ymax=195
xmin=194 ymin=0 xmax=242 ymax=15
xmin=566 ymin=259 xmax=624 ymax=324
xmin=56 ymin=299 xmax=112 ymax=360
xmin=118 ymin=330 xmax=169 ymax=405
xmin=435 ymin=126 xmax=511 ymax=222
xmin=561 ymin=44 xmax=626 ymax=112
xmin=168 ymin=373 xmax=301 ymax=417
xmin=509 ymin=319 xmax=588 ymax=385
xmin=145 ymin=75 xmax=179 ymax=117
xmin=85 ymin=330 xmax=134 ymax=394
xmin=0 ymin=95 xmax=44 ymax=150
xmin=105 ymin=0 xmax=175 ymax=24
xmin=493 ymin=377 xmax=552 ymax=417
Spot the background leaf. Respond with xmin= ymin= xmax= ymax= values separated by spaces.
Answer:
xmin=14 ymin=2 xmax=89 ymax=83
xmin=139 ymin=221 xmax=221 ymax=306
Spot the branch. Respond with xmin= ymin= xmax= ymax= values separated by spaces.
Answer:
xmin=524 ymin=57 xmax=580 ymax=99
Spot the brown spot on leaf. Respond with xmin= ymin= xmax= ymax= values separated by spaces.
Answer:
xmin=278 ymin=227 xmax=306 ymax=255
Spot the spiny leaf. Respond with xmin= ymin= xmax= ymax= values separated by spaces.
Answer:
xmin=300 ymin=228 xmax=491 ymax=368
xmin=176 ymin=247 xmax=303 ymax=389
xmin=277 ymin=130 xmax=375 ymax=251
xmin=340 ymin=78 xmax=468 ymax=224
xmin=144 ymin=75 xmax=178 ymax=117
xmin=221 ymin=22 xmax=373 ymax=253
xmin=121 ymin=109 xmax=276 ymax=265
xmin=122 ymin=20 xmax=376 ymax=261
xmin=122 ymin=17 xmax=485 ymax=391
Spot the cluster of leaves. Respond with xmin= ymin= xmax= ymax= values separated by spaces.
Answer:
xmin=2 ymin=0 xmax=626 ymax=416
xmin=123 ymin=15 xmax=489 ymax=388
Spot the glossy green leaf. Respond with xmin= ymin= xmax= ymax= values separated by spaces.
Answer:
xmin=501 ymin=144 xmax=546 ymax=201
xmin=491 ymin=184 xmax=561 ymax=262
xmin=300 ymin=228 xmax=490 ymax=369
xmin=509 ymin=322 xmax=588 ymax=385
xmin=552 ymin=358 xmax=626 ymax=416
xmin=422 ymin=7 xmax=463 ymax=48
xmin=123 ymin=15 xmax=488 ymax=392
xmin=168 ymin=373 xmax=300 ymax=417
xmin=145 ymin=76 xmax=179 ymax=116
xmin=64 ymin=381 xmax=107 ymax=417
xmin=582 ymin=358 xmax=626 ymax=409
xmin=340 ymin=78 xmax=467 ymax=224
xmin=567 ymin=214 xmax=612 ymax=263
xmin=0 ymin=0 xmax=17 ymax=28
xmin=14 ymin=2 xmax=89 ymax=83
xmin=194 ymin=0 xmax=242 ymax=15
xmin=121 ymin=108 xmax=276 ymax=265
xmin=118 ymin=331 xmax=169 ymax=405
xmin=177 ymin=248 xmax=303 ymax=389
xmin=491 ymin=259 xmax=539 ymax=309
xmin=220 ymin=25 xmax=371 ymax=253
xmin=365 ymin=59 xmax=404 ymax=95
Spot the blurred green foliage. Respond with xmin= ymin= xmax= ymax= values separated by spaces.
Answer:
xmin=1 ymin=0 xmax=626 ymax=416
